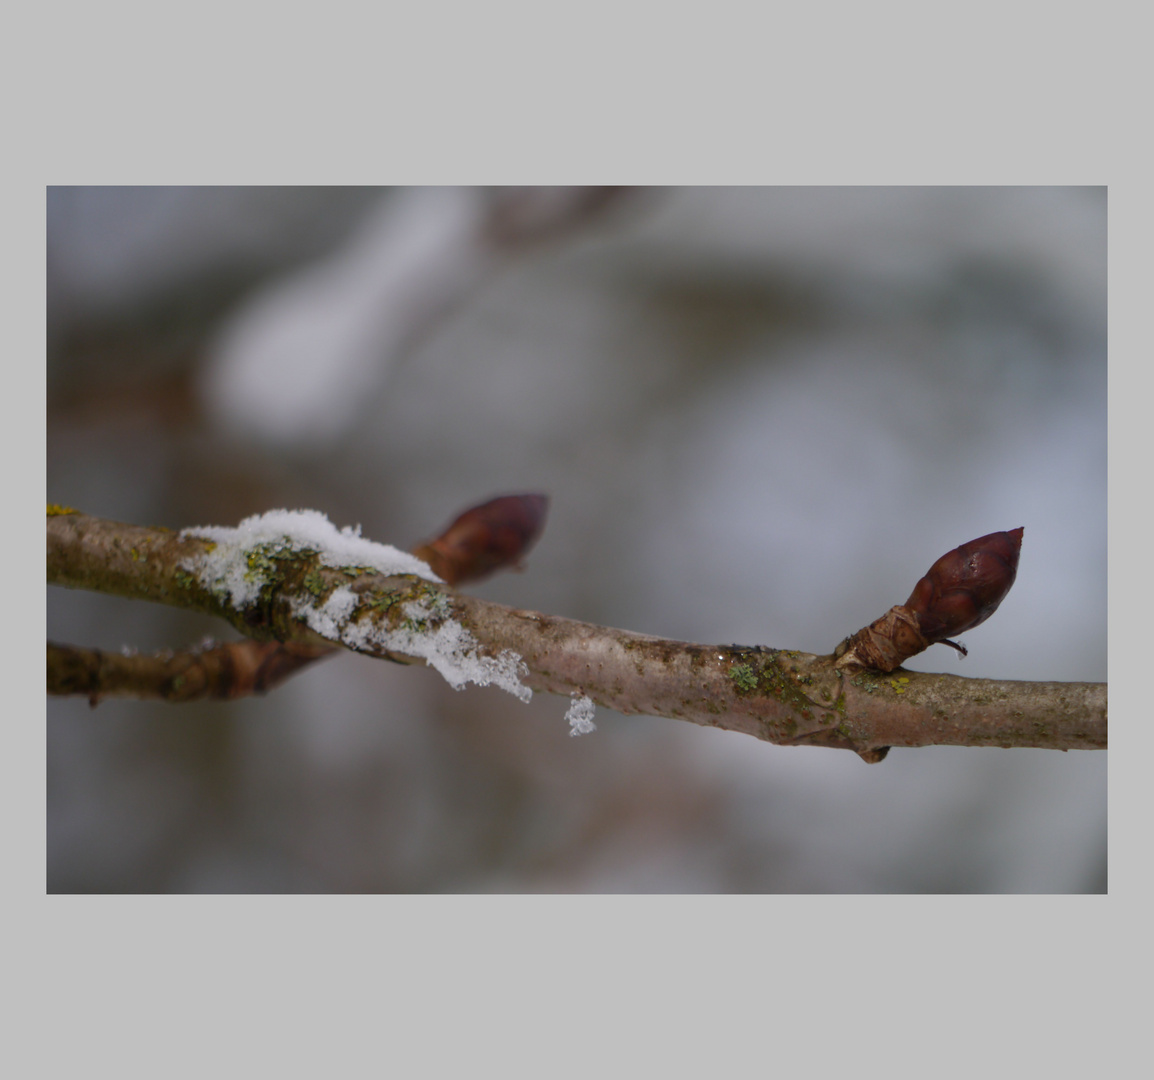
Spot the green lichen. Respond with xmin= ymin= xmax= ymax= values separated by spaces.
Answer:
xmin=245 ymin=541 xmax=289 ymax=579
xmin=402 ymin=590 xmax=446 ymax=632
xmin=302 ymin=567 xmax=327 ymax=598
xmin=751 ymin=654 xmax=811 ymax=708
xmin=239 ymin=541 xmax=329 ymax=605
xmin=851 ymin=673 xmax=878 ymax=695
xmin=729 ymin=663 xmax=759 ymax=693
xmin=338 ymin=565 xmax=379 ymax=581
xmin=360 ymin=593 xmax=401 ymax=618
xmin=423 ymin=588 xmax=452 ymax=622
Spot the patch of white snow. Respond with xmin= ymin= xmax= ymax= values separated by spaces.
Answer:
xmin=339 ymin=598 xmax=532 ymax=703
xmin=180 ymin=509 xmax=440 ymax=608
xmin=565 ymin=694 xmax=597 ymax=736
xmin=179 ymin=510 xmax=531 ymax=703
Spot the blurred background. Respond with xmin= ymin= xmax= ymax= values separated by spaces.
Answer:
xmin=46 ymin=186 xmax=1106 ymax=893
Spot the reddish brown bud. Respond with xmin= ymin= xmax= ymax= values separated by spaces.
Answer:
xmin=836 ymin=528 xmax=1023 ymax=673
xmin=412 ymin=494 xmax=549 ymax=586
xmin=904 ymin=527 xmax=1023 ymax=643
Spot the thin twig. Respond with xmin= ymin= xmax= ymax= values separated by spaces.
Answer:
xmin=47 ymin=639 xmax=334 ymax=704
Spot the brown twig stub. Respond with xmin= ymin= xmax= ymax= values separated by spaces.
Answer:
xmin=836 ymin=529 xmax=1024 ymax=674
xmin=834 ymin=605 xmax=930 ymax=674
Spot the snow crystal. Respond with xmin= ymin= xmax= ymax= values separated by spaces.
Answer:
xmin=293 ymin=585 xmax=359 ymax=642
xmin=180 ymin=509 xmax=440 ymax=608
xmin=565 ymin=694 xmax=597 ymax=736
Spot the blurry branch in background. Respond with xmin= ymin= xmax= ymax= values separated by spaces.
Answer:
xmin=47 ymin=501 xmax=1106 ymax=764
xmin=481 ymin=187 xmax=638 ymax=248
xmin=203 ymin=187 xmax=646 ymax=450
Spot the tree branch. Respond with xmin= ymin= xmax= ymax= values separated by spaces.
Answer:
xmin=47 ymin=639 xmax=332 ymax=705
xmin=47 ymin=509 xmax=1106 ymax=761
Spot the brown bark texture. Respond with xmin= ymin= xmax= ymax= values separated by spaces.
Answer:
xmin=47 ymin=640 xmax=332 ymax=705
xmin=47 ymin=510 xmax=1106 ymax=762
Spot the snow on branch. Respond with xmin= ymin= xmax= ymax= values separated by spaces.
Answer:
xmin=46 ymin=507 xmax=1107 ymax=763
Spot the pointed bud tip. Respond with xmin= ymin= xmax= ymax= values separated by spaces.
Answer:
xmin=416 ymin=493 xmax=551 ymax=585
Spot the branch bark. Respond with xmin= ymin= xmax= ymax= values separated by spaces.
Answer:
xmin=47 ymin=640 xmax=332 ymax=705
xmin=47 ymin=509 xmax=1106 ymax=761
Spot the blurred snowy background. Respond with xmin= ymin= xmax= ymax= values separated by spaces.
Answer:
xmin=46 ymin=186 xmax=1106 ymax=893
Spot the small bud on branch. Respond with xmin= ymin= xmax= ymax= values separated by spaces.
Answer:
xmin=836 ymin=528 xmax=1023 ymax=673
xmin=412 ymin=494 xmax=549 ymax=586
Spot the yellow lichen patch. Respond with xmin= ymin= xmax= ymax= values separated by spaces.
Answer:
xmin=889 ymin=676 xmax=910 ymax=695
xmin=47 ymin=504 xmax=79 ymax=516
